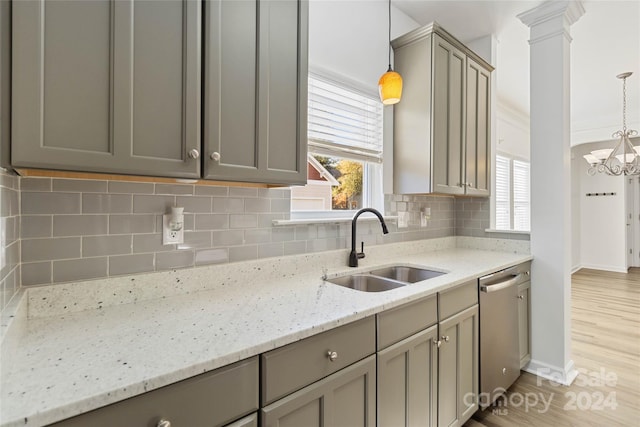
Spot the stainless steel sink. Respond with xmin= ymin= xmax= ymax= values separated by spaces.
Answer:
xmin=327 ymin=274 xmax=407 ymax=292
xmin=326 ymin=265 xmax=446 ymax=292
xmin=369 ymin=266 xmax=445 ymax=283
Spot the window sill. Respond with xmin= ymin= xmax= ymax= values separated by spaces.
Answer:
xmin=484 ymin=228 xmax=530 ymax=235
xmin=273 ymin=216 xmax=398 ymax=227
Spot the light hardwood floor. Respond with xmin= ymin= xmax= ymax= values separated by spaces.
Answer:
xmin=466 ymin=268 xmax=640 ymax=427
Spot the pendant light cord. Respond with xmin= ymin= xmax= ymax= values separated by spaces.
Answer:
xmin=388 ymin=0 xmax=392 ymax=71
xmin=622 ymin=76 xmax=627 ymax=132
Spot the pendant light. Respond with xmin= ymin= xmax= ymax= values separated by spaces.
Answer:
xmin=583 ymin=72 xmax=639 ymax=176
xmin=378 ymin=0 xmax=403 ymax=105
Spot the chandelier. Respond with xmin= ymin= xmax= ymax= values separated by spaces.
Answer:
xmin=583 ymin=72 xmax=639 ymax=176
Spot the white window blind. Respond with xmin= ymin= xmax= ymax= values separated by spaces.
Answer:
xmin=307 ymin=74 xmax=383 ymax=162
xmin=495 ymin=154 xmax=530 ymax=231
xmin=513 ymin=160 xmax=530 ymax=231
xmin=495 ymin=155 xmax=511 ymax=230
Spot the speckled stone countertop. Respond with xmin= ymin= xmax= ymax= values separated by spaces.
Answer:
xmin=0 ymin=237 xmax=531 ymax=427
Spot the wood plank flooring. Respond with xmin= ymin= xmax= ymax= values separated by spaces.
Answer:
xmin=466 ymin=268 xmax=640 ymax=427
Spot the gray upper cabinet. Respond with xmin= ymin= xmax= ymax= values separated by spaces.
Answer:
xmin=432 ymin=34 xmax=466 ymax=196
xmin=465 ymin=57 xmax=491 ymax=196
xmin=392 ymin=22 xmax=493 ymax=197
xmin=204 ymin=0 xmax=308 ymax=185
xmin=12 ymin=0 xmax=202 ymax=178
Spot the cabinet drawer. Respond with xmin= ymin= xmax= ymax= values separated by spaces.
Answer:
xmin=439 ymin=279 xmax=478 ymax=320
xmin=52 ymin=357 xmax=258 ymax=427
xmin=377 ymin=295 xmax=437 ymax=350
xmin=261 ymin=316 xmax=375 ymax=405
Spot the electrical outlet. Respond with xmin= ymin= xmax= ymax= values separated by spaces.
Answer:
xmin=163 ymin=215 xmax=184 ymax=245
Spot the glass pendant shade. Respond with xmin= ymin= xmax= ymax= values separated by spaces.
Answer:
xmin=378 ymin=68 xmax=403 ymax=105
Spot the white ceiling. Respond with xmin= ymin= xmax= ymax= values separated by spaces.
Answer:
xmin=393 ymin=0 xmax=640 ymax=145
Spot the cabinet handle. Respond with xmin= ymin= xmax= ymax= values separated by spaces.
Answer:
xmin=518 ymin=295 xmax=524 ymax=300
xmin=327 ymin=350 xmax=338 ymax=362
xmin=188 ymin=149 xmax=200 ymax=159
xmin=210 ymin=152 xmax=221 ymax=161
xmin=434 ymin=340 xmax=442 ymax=348
xmin=441 ymin=335 xmax=450 ymax=343
xmin=157 ymin=419 xmax=171 ymax=427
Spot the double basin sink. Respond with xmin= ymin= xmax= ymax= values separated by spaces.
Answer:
xmin=327 ymin=266 xmax=446 ymax=292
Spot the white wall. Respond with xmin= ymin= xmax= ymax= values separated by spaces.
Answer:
xmin=496 ymin=102 xmax=530 ymax=160
xmin=572 ymin=142 xmax=627 ymax=273
xmin=309 ymin=1 xmax=419 ymax=93
xmin=308 ymin=1 xmax=420 ymax=196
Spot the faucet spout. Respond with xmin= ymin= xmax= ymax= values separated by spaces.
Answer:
xmin=349 ymin=208 xmax=389 ymax=267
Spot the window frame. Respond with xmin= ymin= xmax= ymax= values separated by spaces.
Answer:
xmin=291 ymin=71 xmax=385 ymax=220
xmin=493 ymin=152 xmax=531 ymax=232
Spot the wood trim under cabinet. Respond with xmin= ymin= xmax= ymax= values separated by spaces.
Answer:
xmin=14 ymin=168 xmax=281 ymax=188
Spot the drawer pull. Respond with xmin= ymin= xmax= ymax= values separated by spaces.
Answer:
xmin=157 ymin=420 xmax=171 ymax=427
xmin=327 ymin=350 xmax=338 ymax=362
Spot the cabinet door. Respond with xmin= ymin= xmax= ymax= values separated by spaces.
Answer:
xmin=432 ymin=34 xmax=465 ymax=195
xmin=465 ymin=58 xmax=491 ymax=196
xmin=12 ymin=0 xmax=201 ymax=178
xmin=378 ymin=326 xmax=438 ymax=427
xmin=518 ymin=281 xmax=531 ymax=368
xmin=225 ymin=413 xmax=258 ymax=427
xmin=438 ymin=305 xmax=479 ymax=427
xmin=204 ymin=0 xmax=307 ymax=185
xmin=261 ymin=355 xmax=376 ymax=427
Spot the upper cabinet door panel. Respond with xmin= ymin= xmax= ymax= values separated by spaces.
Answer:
xmin=204 ymin=0 xmax=307 ymax=184
xmin=257 ymin=0 xmax=307 ymax=182
xmin=13 ymin=0 xmax=112 ymax=160
xmin=12 ymin=0 xmax=201 ymax=178
xmin=204 ymin=0 xmax=259 ymax=179
xmin=465 ymin=58 xmax=491 ymax=196
xmin=131 ymin=1 xmax=186 ymax=161
xmin=432 ymin=34 xmax=465 ymax=195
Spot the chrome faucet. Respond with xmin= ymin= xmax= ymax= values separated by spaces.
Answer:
xmin=349 ymin=208 xmax=389 ymax=267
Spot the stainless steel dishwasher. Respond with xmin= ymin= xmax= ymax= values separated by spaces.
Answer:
xmin=478 ymin=262 xmax=531 ymax=408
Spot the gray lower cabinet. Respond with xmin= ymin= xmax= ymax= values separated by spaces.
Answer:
xmin=12 ymin=0 xmax=201 ymax=178
xmin=518 ymin=281 xmax=531 ymax=368
xmin=261 ymin=355 xmax=376 ymax=427
xmin=51 ymin=357 xmax=259 ymax=427
xmin=438 ymin=305 xmax=479 ymax=427
xmin=378 ymin=326 xmax=439 ymax=427
xmin=226 ymin=413 xmax=258 ymax=427
xmin=203 ymin=0 xmax=308 ymax=185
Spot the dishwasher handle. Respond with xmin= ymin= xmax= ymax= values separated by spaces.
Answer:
xmin=480 ymin=274 xmax=522 ymax=293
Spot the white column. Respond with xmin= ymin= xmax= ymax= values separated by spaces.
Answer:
xmin=518 ymin=0 xmax=584 ymax=385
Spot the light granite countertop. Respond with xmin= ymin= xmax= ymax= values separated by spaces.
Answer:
xmin=0 ymin=236 xmax=531 ymax=427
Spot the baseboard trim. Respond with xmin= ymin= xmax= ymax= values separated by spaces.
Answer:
xmin=580 ymin=263 xmax=628 ymax=273
xmin=523 ymin=358 xmax=578 ymax=386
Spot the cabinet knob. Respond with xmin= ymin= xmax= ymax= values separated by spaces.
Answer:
xmin=157 ymin=419 xmax=171 ymax=427
xmin=441 ymin=335 xmax=450 ymax=343
xmin=466 ymin=182 xmax=473 ymax=187
xmin=188 ymin=149 xmax=200 ymax=159
xmin=434 ymin=340 xmax=442 ymax=348
xmin=518 ymin=295 xmax=524 ymax=300
xmin=327 ymin=350 xmax=338 ymax=362
xmin=210 ymin=152 xmax=221 ymax=161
